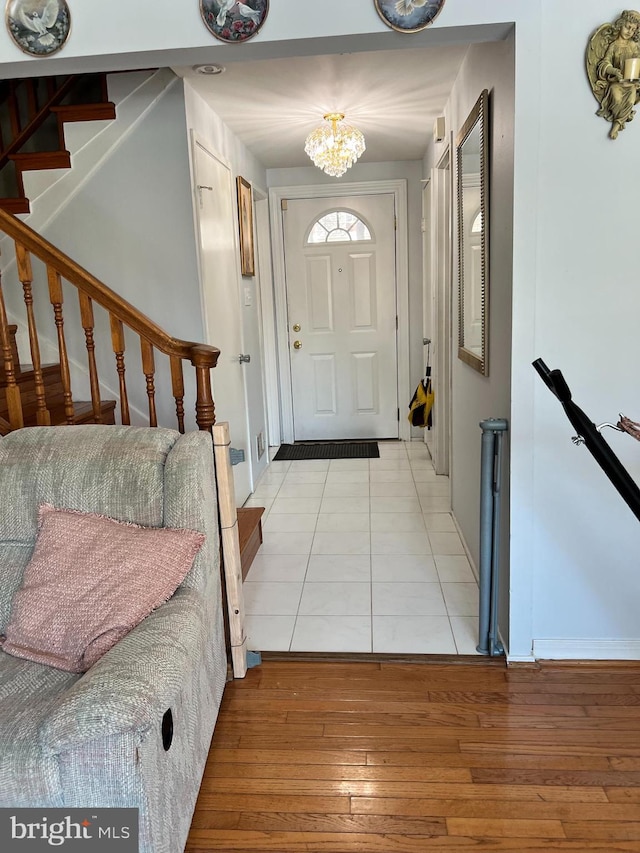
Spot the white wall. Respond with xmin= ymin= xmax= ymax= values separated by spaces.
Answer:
xmin=184 ymin=83 xmax=270 ymax=486
xmin=425 ymin=37 xmax=515 ymax=649
xmin=530 ymin=3 xmax=640 ymax=658
xmin=2 ymin=0 xmax=639 ymax=660
xmin=267 ymin=160 xmax=425 ymax=433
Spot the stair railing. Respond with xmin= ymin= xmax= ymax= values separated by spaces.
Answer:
xmin=0 ymin=207 xmax=219 ymax=434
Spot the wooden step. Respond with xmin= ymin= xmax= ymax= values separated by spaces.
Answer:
xmin=0 ymin=197 xmax=30 ymax=214
xmin=23 ymin=400 xmax=116 ymax=427
xmin=0 ymin=362 xmax=61 ymax=390
xmin=9 ymin=150 xmax=71 ymax=172
xmin=51 ymin=102 xmax=116 ymax=123
xmin=0 ymin=399 xmax=116 ymax=431
xmin=238 ymin=506 xmax=265 ymax=581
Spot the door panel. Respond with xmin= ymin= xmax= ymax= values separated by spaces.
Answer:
xmin=193 ymin=140 xmax=252 ymax=504
xmin=283 ymin=194 xmax=398 ymax=441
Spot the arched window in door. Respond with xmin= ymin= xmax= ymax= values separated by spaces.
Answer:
xmin=306 ymin=210 xmax=372 ymax=244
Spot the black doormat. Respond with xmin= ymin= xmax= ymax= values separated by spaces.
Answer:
xmin=273 ymin=441 xmax=379 ymax=461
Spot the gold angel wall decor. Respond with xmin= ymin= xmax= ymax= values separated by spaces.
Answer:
xmin=587 ymin=10 xmax=640 ymax=139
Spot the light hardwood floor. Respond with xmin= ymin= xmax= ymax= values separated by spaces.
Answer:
xmin=186 ymin=658 xmax=640 ymax=852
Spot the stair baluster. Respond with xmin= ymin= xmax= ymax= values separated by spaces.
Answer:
xmin=109 ymin=315 xmax=130 ymax=425
xmin=170 ymin=356 xmax=185 ymax=434
xmin=47 ymin=267 xmax=74 ymax=424
xmin=191 ymin=345 xmax=216 ymax=434
xmin=78 ymin=292 xmax=102 ymax=423
xmin=140 ymin=338 xmax=157 ymax=428
xmin=0 ymin=272 xmax=23 ymax=429
xmin=15 ymin=243 xmax=50 ymax=425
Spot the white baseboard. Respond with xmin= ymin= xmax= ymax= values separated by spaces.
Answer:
xmin=533 ymin=638 xmax=640 ymax=660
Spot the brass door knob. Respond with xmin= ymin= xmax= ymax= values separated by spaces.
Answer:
xmin=292 ymin=323 xmax=301 ymax=332
xmin=293 ymin=340 xmax=302 ymax=349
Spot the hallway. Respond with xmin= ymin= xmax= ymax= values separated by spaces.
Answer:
xmin=243 ymin=441 xmax=480 ymax=655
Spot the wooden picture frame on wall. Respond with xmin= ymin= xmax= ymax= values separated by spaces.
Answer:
xmin=236 ymin=176 xmax=255 ymax=276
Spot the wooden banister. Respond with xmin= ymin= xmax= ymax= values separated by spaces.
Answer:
xmin=0 ymin=206 xmax=219 ymax=434
xmin=0 ymin=209 xmax=219 ymax=367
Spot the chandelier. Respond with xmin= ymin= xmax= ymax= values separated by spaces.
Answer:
xmin=304 ymin=113 xmax=366 ymax=177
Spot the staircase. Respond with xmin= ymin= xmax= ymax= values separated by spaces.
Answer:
xmin=0 ymin=207 xmax=219 ymax=436
xmin=0 ymin=324 xmax=115 ymax=434
xmin=0 ymin=74 xmax=116 ymax=215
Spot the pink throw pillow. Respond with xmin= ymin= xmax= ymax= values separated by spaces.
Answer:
xmin=0 ymin=504 xmax=205 ymax=673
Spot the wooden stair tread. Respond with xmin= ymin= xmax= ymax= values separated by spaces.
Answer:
xmin=20 ymin=400 xmax=116 ymax=427
xmin=0 ymin=363 xmax=61 ymax=388
xmin=237 ymin=506 xmax=265 ymax=581
xmin=9 ymin=150 xmax=71 ymax=170
xmin=0 ymin=198 xmax=30 ymax=214
xmin=51 ymin=102 xmax=116 ymax=122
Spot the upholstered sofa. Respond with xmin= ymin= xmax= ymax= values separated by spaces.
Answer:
xmin=0 ymin=425 xmax=227 ymax=853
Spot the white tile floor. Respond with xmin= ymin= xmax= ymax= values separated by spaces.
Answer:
xmin=242 ymin=441 xmax=480 ymax=655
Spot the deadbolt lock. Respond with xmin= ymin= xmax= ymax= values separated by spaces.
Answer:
xmin=292 ymin=323 xmax=301 ymax=332
xmin=293 ymin=340 xmax=302 ymax=350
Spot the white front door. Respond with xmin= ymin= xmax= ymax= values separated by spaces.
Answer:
xmin=193 ymin=138 xmax=252 ymax=504
xmin=283 ymin=194 xmax=398 ymax=440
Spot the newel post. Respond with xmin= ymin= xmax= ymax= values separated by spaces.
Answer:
xmin=190 ymin=344 xmax=220 ymax=432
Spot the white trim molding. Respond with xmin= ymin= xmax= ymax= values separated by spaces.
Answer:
xmin=268 ymin=179 xmax=411 ymax=445
xmin=533 ymin=639 xmax=640 ymax=661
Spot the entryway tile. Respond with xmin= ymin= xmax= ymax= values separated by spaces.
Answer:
xmin=371 ymin=531 xmax=431 ymax=555
xmin=329 ymin=458 xmax=370 ymax=471
xmin=316 ymin=513 xmax=370 ymax=532
xmin=371 ymin=512 xmax=426 ymax=532
xmin=326 ymin=470 xmax=369 ymax=484
xmin=417 ymin=480 xmax=451 ymax=496
xmin=370 ymin=481 xmax=418 ymax=497
xmin=423 ymin=512 xmax=456 ymax=532
xmin=373 ymin=616 xmax=456 ymax=654
xmin=290 ymin=616 xmax=372 ymax=652
xmin=434 ymin=555 xmax=476 ymax=583
xmin=283 ymin=471 xmax=328 ymax=485
xmin=271 ymin=497 xmax=322 ymax=514
xmin=450 ymin=616 xmax=481 ymax=655
xmin=442 ymin=583 xmax=479 ymax=616
xmin=245 ymin=554 xmax=309 ymax=583
xmin=428 ymin=531 xmax=465 ymax=555
xmin=311 ymin=531 xmax=370 ymax=555
xmin=320 ymin=497 xmax=370 ymax=514
xmin=298 ymin=582 xmax=371 ymax=616
xmin=306 ymin=555 xmax=371 ymax=583
xmin=263 ymin=513 xmax=318 ymax=533
xmin=243 ymin=581 xmax=303 ymax=615
xmin=419 ymin=496 xmax=451 ymax=513
xmin=371 ymin=554 xmax=438 ymax=583
xmin=372 ymin=582 xmax=446 ymax=616
xmin=277 ymin=483 xmax=325 ymax=499
xmin=370 ymin=470 xmax=414 ymax=483
xmin=322 ymin=482 xmax=370 ymax=498
xmin=245 ymin=615 xmax=296 ymax=651
xmin=288 ymin=460 xmax=330 ymax=472
xmin=370 ymin=496 xmax=422 ymax=514
xmin=259 ymin=531 xmax=314 ymax=555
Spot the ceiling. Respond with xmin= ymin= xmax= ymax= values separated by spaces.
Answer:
xmin=175 ymin=43 xmax=469 ymax=169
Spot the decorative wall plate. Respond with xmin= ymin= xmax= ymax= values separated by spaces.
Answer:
xmin=200 ymin=0 xmax=268 ymax=44
xmin=374 ymin=0 xmax=446 ymax=33
xmin=5 ymin=0 xmax=70 ymax=56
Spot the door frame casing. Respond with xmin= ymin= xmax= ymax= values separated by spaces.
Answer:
xmin=268 ymin=180 xmax=410 ymax=444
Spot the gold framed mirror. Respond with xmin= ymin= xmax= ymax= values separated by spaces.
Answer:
xmin=456 ymin=89 xmax=489 ymax=375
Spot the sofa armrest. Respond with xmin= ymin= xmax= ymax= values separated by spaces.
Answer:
xmin=40 ymin=587 xmax=210 ymax=756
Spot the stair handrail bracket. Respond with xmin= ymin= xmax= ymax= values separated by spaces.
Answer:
xmin=0 ymin=207 xmax=219 ymax=434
